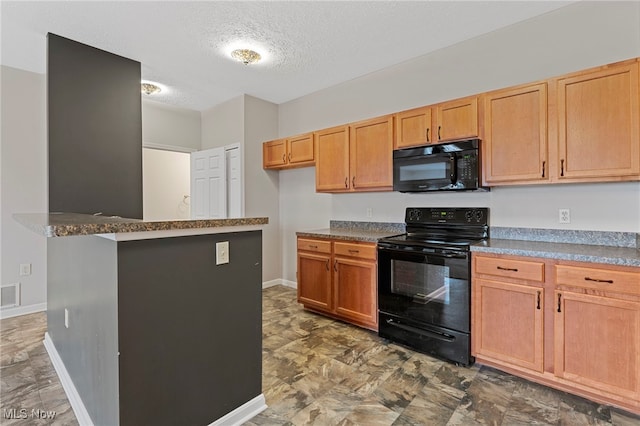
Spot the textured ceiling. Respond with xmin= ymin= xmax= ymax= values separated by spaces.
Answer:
xmin=1 ymin=1 xmax=572 ymax=111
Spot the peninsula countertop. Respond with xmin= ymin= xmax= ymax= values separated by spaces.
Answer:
xmin=14 ymin=213 xmax=268 ymax=240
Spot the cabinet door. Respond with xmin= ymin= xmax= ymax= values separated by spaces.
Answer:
xmin=297 ymin=251 xmax=333 ymax=312
xmin=474 ymin=279 xmax=544 ymax=372
xmin=334 ymin=257 xmax=377 ymax=329
xmin=263 ymin=139 xmax=287 ymax=169
xmin=435 ymin=96 xmax=479 ymax=142
xmin=315 ymin=126 xmax=350 ymax=192
xmin=483 ymin=83 xmax=548 ymax=184
xmin=287 ymin=133 xmax=315 ymax=166
xmin=555 ymin=291 xmax=640 ymax=400
xmin=349 ymin=115 xmax=393 ymax=191
xmin=557 ymin=62 xmax=639 ymax=180
xmin=395 ymin=106 xmax=433 ymax=149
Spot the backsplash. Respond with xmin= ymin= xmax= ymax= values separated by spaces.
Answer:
xmin=491 ymin=227 xmax=639 ymax=249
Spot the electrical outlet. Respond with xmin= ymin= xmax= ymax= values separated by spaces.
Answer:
xmin=64 ymin=308 xmax=69 ymax=328
xmin=216 ymin=241 xmax=229 ymax=265
xmin=559 ymin=208 xmax=571 ymax=224
xmin=366 ymin=208 xmax=373 ymax=218
xmin=19 ymin=263 xmax=31 ymax=276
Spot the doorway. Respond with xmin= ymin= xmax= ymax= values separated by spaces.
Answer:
xmin=190 ymin=144 xmax=243 ymax=219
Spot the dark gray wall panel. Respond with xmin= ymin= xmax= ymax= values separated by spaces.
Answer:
xmin=48 ymin=33 xmax=142 ymax=219
xmin=117 ymin=231 xmax=262 ymax=426
xmin=47 ymin=236 xmax=119 ymax=426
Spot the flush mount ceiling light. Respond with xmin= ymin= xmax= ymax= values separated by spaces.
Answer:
xmin=141 ymin=83 xmax=161 ymax=95
xmin=231 ymin=49 xmax=261 ymax=65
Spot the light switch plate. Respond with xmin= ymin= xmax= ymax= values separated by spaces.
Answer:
xmin=216 ymin=241 xmax=229 ymax=265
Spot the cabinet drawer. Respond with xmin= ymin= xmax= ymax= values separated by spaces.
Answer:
xmin=475 ymin=256 xmax=545 ymax=282
xmin=556 ymin=265 xmax=640 ymax=296
xmin=334 ymin=242 xmax=376 ymax=260
xmin=298 ymin=238 xmax=331 ymax=254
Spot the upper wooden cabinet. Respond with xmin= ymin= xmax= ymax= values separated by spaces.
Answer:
xmin=263 ymin=138 xmax=287 ymax=169
xmin=395 ymin=96 xmax=480 ymax=149
xmin=483 ymin=82 xmax=548 ymax=185
xmin=315 ymin=116 xmax=393 ymax=193
xmin=263 ymin=132 xmax=315 ymax=170
xmin=315 ymin=125 xmax=350 ymax=191
xmin=349 ymin=115 xmax=393 ymax=191
xmin=555 ymin=61 xmax=639 ymax=181
xmin=395 ymin=106 xmax=433 ymax=149
xmin=435 ymin=96 xmax=479 ymax=142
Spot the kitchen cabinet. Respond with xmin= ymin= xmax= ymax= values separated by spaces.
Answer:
xmin=472 ymin=252 xmax=640 ymax=414
xmin=555 ymin=61 xmax=639 ymax=182
xmin=473 ymin=255 xmax=545 ymax=373
xmin=263 ymin=132 xmax=315 ymax=170
xmin=297 ymin=238 xmax=333 ymax=312
xmin=333 ymin=241 xmax=377 ymax=329
xmin=395 ymin=106 xmax=433 ymax=149
xmin=482 ymin=82 xmax=548 ymax=185
xmin=315 ymin=125 xmax=350 ymax=191
xmin=394 ymin=96 xmax=479 ymax=148
xmin=554 ymin=264 xmax=640 ymax=404
xmin=315 ymin=116 xmax=393 ymax=193
xmin=349 ymin=115 xmax=394 ymax=191
xmin=297 ymin=237 xmax=378 ymax=331
xmin=435 ymin=96 xmax=479 ymax=142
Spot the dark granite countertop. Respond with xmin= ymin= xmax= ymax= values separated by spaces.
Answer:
xmin=471 ymin=239 xmax=640 ymax=267
xmin=14 ymin=213 xmax=268 ymax=237
xmin=297 ymin=220 xmax=404 ymax=243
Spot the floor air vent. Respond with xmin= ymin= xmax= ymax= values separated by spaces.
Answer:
xmin=1 ymin=283 xmax=20 ymax=308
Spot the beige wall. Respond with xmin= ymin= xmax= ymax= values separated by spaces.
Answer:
xmin=277 ymin=1 xmax=640 ymax=282
xmin=142 ymin=148 xmax=191 ymax=221
xmin=200 ymin=95 xmax=281 ymax=282
xmin=1 ymin=65 xmax=47 ymax=316
xmin=244 ymin=95 xmax=280 ymax=282
xmin=142 ymin=100 xmax=201 ymax=151
xmin=201 ymin=95 xmax=245 ymax=149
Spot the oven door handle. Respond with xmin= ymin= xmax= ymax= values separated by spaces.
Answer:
xmin=377 ymin=247 xmax=468 ymax=260
xmin=385 ymin=319 xmax=455 ymax=342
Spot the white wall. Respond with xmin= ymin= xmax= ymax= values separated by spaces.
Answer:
xmin=1 ymin=65 xmax=47 ymax=317
xmin=277 ymin=1 xmax=640 ymax=282
xmin=142 ymin=100 xmax=201 ymax=151
xmin=142 ymin=148 xmax=191 ymax=221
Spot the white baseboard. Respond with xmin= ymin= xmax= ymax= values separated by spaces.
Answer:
xmin=0 ymin=302 xmax=47 ymax=319
xmin=209 ymin=394 xmax=267 ymax=426
xmin=43 ymin=333 xmax=94 ymax=426
xmin=262 ymin=279 xmax=297 ymax=289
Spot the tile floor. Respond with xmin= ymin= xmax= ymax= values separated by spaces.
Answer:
xmin=1 ymin=285 xmax=639 ymax=425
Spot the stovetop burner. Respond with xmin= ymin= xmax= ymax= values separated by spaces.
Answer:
xmin=378 ymin=207 xmax=489 ymax=251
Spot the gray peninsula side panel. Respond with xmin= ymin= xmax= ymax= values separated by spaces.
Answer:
xmin=117 ymin=231 xmax=263 ymax=426
xmin=47 ymin=33 xmax=142 ymax=219
xmin=47 ymin=235 xmax=119 ymax=426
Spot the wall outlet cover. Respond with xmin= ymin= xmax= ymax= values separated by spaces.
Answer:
xmin=216 ymin=241 xmax=230 ymax=265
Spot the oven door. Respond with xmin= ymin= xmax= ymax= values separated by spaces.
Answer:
xmin=377 ymin=246 xmax=470 ymax=333
xmin=393 ymin=151 xmax=455 ymax=192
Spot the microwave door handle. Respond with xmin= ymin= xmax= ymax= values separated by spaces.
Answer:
xmin=449 ymin=154 xmax=457 ymax=185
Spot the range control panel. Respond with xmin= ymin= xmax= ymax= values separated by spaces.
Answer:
xmin=405 ymin=207 xmax=489 ymax=225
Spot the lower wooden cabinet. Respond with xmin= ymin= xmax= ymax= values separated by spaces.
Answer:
xmin=472 ymin=252 xmax=640 ymax=414
xmin=474 ymin=278 xmax=544 ymax=372
xmin=297 ymin=237 xmax=377 ymax=330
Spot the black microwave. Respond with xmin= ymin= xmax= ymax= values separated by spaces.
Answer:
xmin=393 ymin=139 xmax=483 ymax=192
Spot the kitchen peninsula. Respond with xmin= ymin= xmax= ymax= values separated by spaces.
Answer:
xmin=15 ymin=213 xmax=268 ymax=426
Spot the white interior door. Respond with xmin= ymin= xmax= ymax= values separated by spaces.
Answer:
xmin=225 ymin=145 xmax=243 ymax=218
xmin=191 ymin=147 xmax=226 ymax=219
